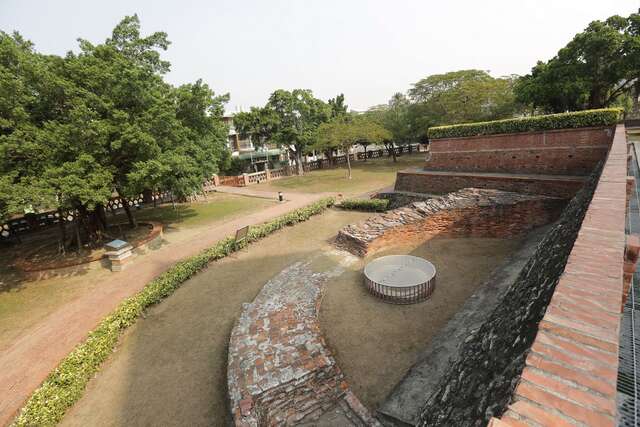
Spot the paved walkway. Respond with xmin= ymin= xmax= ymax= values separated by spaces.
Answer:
xmin=0 ymin=190 xmax=331 ymax=426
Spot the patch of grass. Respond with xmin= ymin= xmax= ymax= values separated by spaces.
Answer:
xmin=13 ymin=198 xmax=335 ymax=427
xmin=118 ymin=193 xmax=273 ymax=229
xmin=254 ymin=153 xmax=425 ymax=195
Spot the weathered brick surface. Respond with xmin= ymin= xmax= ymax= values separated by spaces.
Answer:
xmin=426 ymin=126 xmax=614 ymax=175
xmin=227 ymin=262 xmax=379 ymax=426
xmin=335 ymin=188 xmax=566 ymax=257
xmin=394 ymin=170 xmax=585 ymax=198
xmin=411 ymin=129 xmax=624 ymax=427
xmin=487 ymin=125 xmax=628 ymax=427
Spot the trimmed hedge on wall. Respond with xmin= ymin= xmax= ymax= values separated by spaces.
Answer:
xmin=13 ymin=197 xmax=335 ymax=427
xmin=427 ymin=108 xmax=621 ymax=140
xmin=338 ymin=198 xmax=390 ymax=212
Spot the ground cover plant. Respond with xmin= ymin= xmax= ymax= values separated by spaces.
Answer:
xmin=13 ymin=197 xmax=334 ymax=427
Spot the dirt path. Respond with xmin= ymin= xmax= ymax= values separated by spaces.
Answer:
xmin=0 ymin=190 xmax=331 ymax=426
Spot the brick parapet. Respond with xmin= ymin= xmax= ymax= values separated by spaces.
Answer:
xmin=427 ymin=126 xmax=614 ymax=176
xmin=489 ymin=124 xmax=628 ymax=427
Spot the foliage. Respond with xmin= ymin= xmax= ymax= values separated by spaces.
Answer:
xmin=328 ymin=93 xmax=348 ymax=119
xmin=312 ymin=115 xmax=390 ymax=178
xmin=427 ymin=108 xmax=621 ymax=139
xmin=367 ymin=70 xmax=522 ymax=145
xmin=232 ymin=89 xmax=331 ymax=175
xmin=338 ymin=198 xmax=389 ymax=212
xmin=0 ymin=16 xmax=228 ymax=241
xmin=13 ymin=197 xmax=335 ymax=427
xmin=515 ymin=13 xmax=640 ymax=112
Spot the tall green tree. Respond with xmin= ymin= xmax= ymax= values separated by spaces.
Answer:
xmin=313 ymin=116 xmax=390 ymax=179
xmin=515 ymin=13 xmax=640 ymax=113
xmin=0 ymin=16 xmax=228 ymax=248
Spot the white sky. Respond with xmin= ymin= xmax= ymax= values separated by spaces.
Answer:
xmin=1 ymin=0 xmax=638 ymax=113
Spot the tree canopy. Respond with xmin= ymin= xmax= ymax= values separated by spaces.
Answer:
xmin=0 ymin=15 xmax=228 ymax=246
xmin=312 ymin=115 xmax=390 ymax=178
xmin=515 ymin=13 xmax=640 ymax=113
xmin=233 ymin=89 xmax=332 ymax=175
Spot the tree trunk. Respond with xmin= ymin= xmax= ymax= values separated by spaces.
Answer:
xmin=57 ymin=208 xmax=67 ymax=255
xmin=386 ymin=142 xmax=397 ymax=162
xmin=121 ymin=198 xmax=137 ymax=228
xmin=345 ymin=145 xmax=352 ymax=179
xmin=96 ymin=204 xmax=108 ymax=231
xmin=363 ymin=145 xmax=368 ymax=161
xmin=295 ymin=151 xmax=304 ymax=176
xmin=632 ymin=80 xmax=640 ymax=119
xmin=74 ymin=219 xmax=82 ymax=254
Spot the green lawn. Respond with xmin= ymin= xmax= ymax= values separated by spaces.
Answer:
xmin=254 ymin=153 xmax=425 ymax=195
xmin=114 ymin=192 xmax=274 ymax=229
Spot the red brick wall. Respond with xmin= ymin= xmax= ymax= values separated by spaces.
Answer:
xmin=427 ymin=126 xmax=614 ymax=175
xmin=395 ymin=170 xmax=585 ymax=198
xmin=488 ymin=124 xmax=628 ymax=427
xmin=366 ymin=200 xmax=565 ymax=256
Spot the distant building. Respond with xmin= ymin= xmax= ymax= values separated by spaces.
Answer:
xmin=222 ymin=115 xmax=284 ymax=172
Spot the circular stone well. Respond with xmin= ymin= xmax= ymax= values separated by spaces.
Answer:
xmin=364 ymin=255 xmax=436 ymax=304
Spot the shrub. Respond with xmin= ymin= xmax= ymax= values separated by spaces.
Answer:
xmin=13 ymin=197 xmax=335 ymax=427
xmin=427 ymin=108 xmax=622 ymax=140
xmin=338 ymin=198 xmax=389 ymax=212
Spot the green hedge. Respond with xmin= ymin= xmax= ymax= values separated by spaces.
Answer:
xmin=427 ymin=108 xmax=621 ymax=140
xmin=338 ymin=198 xmax=389 ymax=212
xmin=13 ymin=197 xmax=335 ymax=427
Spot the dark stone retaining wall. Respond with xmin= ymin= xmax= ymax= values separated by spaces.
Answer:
xmin=414 ymin=160 xmax=603 ymax=426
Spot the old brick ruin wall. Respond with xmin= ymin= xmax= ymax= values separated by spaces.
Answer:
xmin=414 ymin=163 xmax=601 ymax=426
xmin=424 ymin=126 xmax=613 ymax=176
xmin=394 ymin=126 xmax=614 ymax=197
xmin=335 ymin=188 xmax=567 ymax=257
xmin=227 ymin=262 xmax=379 ymax=427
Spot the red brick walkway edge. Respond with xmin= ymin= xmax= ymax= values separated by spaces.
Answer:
xmin=489 ymin=124 xmax=629 ymax=427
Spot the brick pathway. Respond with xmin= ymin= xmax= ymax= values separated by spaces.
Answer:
xmin=0 ymin=191 xmax=331 ymax=426
xmin=227 ymin=261 xmax=379 ymax=426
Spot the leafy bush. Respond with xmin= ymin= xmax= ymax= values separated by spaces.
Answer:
xmin=13 ymin=197 xmax=335 ymax=427
xmin=427 ymin=108 xmax=621 ymax=139
xmin=338 ymin=198 xmax=389 ymax=212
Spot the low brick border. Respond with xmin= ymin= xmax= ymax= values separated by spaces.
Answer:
xmin=335 ymin=188 xmax=566 ymax=257
xmin=227 ymin=261 xmax=380 ymax=426
xmin=488 ymin=125 xmax=628 ymax=427
xmin=12 ymin=221 xmax=163 ymax=274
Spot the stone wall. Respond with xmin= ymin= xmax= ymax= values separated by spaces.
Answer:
xmin=413 ymin=159 xmax=603 ymax=427
xmin=394 ymin=170 xmax=585 ymax=198
xmin=426 ymin=126 xmax=614 ymax=176
xmin=335 ymin=189 xmax=567 ymax=257
xmin=486 ymin=124 xmax=627 ymax=427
